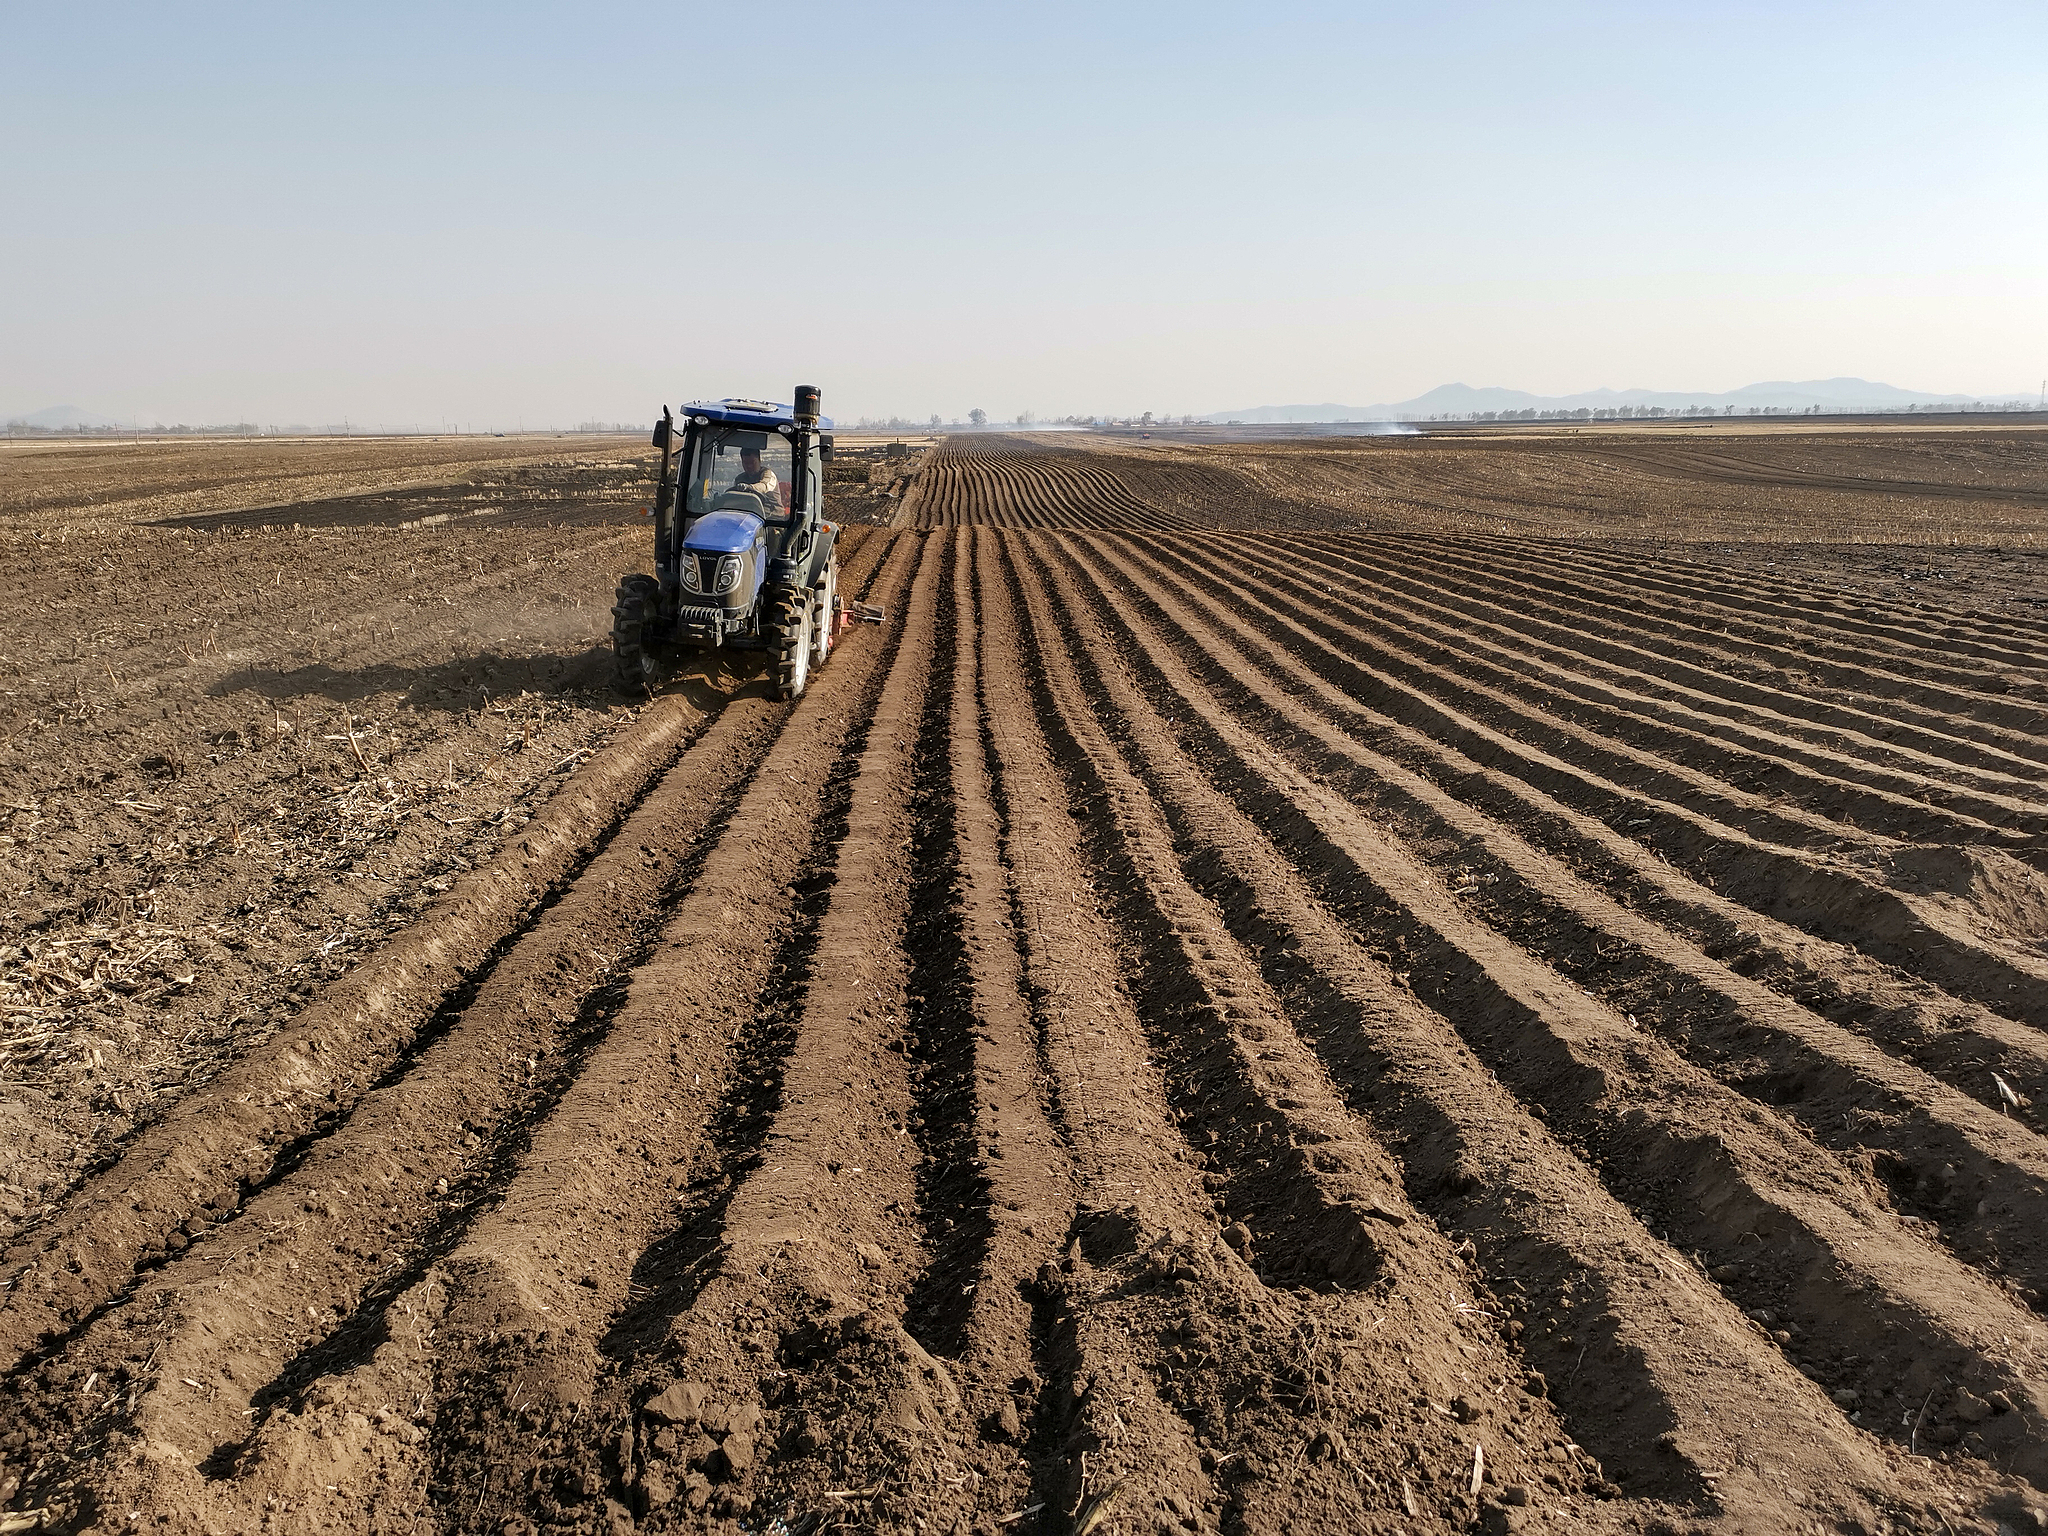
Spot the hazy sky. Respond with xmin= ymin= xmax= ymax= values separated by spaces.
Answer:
xmin=4 ymin=2 xmax=2044 ymax=426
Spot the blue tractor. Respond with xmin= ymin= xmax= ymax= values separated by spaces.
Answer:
xmin=613 ymin=386 xmax=842 ymax=699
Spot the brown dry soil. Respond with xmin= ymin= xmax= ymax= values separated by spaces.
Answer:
xmin=4 ymin=427 xmax=2048 ymax=1536
xmin=1024 ymin=423 xmax=2048 ymax=552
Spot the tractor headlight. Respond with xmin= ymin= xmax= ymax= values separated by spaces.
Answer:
xmin=678 ymin=558 xmax=701 ymax=593
xmin=715 ymin=555 xmax=742 ymax=594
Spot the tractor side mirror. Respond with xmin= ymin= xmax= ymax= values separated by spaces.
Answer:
xmin=819 ymin=433 xmax=834 ymax=460
xmin=651 ymin=417 xmax=671 ymax=451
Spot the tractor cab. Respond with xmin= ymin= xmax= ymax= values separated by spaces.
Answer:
xmin=611 ymin=389 xmax=844 ymax=701
xmin=682 ymin=422 xmax=794 ymax=529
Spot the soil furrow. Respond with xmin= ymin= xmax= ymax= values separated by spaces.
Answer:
xmin=1012 ymin=533 xmax=2005 ymax=1527
xmin=1359 ymin=535 xmax=2048 ymax=785
xmin=1227 ymin=536 xmax=2046 ymax=851
xmin=1293 ymin=533 xmax=2048 ymax=801
xmin=19 ymin=431 xmax=2048 ymax=1535
xmin=1457 ymin=537 xmax=2048 ymax=739
xmin=888 ymin=526 xmax=1078 ymax=1525
xmin=1087 ymin=535 xmax=2048 ymax=1303
xmin=1150 ymin=535 xmax=2048 ymax=1024
xmin=0 ymin=688 xmax=714 ymax=1375
xmin=67 ymin=530 xmax=929 ymax=1533
xmin=970 ymin=535 xmax=1225 ymax=1536
xmin=1472 ymin=535 xmax=2048 ymax=677
xmin=567 ymin=527 xmax=953 ymax=1532
xmin=1086 ymin=545 xmax=2048 ymax=1132
xmin=5 ymin=697 xmax=783 ymax=1509
xmin=1050 ymin=530 xmax=2048 ymax=1489
xmin=1008 ymin=534 xmax=1638 ymax=1530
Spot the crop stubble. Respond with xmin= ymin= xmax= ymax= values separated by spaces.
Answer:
xmin=4 ymin=430 xmax=2048 ymax=1534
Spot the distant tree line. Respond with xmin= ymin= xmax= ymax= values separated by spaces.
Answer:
xmin=0 ymin=422 xmax=632 ymax=437
xmin=847 ymin=410 xmax=1212 ymax=431
xmin=3 ymin=421 xmax=263 ymax=437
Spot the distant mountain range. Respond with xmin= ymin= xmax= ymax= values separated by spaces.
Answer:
xmin=3 ymin=405 xmax=121 ymax=428
xmin=1211 ymin=378 xmax=2035 ymax=423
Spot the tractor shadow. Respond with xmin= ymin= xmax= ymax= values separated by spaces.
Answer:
xmin=209 ymin=644 xmax=777 ymax=715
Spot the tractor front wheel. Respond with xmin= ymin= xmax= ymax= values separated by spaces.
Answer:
xmin=768 ymin=582 xmax=812 ymax=701
xmin=611 ymin=573 xmax=659 ymax=693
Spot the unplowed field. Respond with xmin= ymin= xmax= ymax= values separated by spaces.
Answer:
xmin=6 ymin=432 xmax=2048 ymax=1536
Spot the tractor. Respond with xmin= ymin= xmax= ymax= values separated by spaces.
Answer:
xmin=612 ymin=386 xmax=843 ymax=699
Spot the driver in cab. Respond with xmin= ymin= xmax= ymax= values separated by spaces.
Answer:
xmin=730 ymin=441 xmax=779 ymax=503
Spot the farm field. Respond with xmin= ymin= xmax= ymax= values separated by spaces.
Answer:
xmin=4 ymin=426 xmax=2048 ymax=1535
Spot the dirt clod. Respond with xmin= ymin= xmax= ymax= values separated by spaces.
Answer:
xmin=1954 ymin=1390 xmax=1993 ymax=1424
xmin=989 ymin=1399 xmax=1024 ymax=1443
xmin=643 ymin=1381 xmax=710 ymax=1426
xmin=713 ymin=1430 xmax=755 ymax=1479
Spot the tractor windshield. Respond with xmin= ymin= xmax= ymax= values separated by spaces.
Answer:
xmin=683 ymin=426 xmax=794 ymax=522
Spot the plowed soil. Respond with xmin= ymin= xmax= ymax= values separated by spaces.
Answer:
xmin=6 ymin=428 xmax=2048 ymax=1536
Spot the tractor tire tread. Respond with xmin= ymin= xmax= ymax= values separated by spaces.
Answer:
xmin=767 ymin=582 xmax=809 ymax=701
xmin=611 ymin=573 xmax=660 ymax=693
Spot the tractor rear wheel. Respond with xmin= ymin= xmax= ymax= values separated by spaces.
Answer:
xmin=768 ymin=582 xmax=812 ymax=701
xmin=611 ymin=573 xmax=659 ymax=693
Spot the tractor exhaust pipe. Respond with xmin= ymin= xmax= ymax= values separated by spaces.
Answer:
xmin=794 ymin=384 xmax=821 ymax=426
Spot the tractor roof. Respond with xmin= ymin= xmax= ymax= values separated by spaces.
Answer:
xmin=682 ymin=399 xmax=836 ymax=430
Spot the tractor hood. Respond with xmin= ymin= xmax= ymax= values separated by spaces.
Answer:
xmin=682 ymin=509 xmax=764 ymax=554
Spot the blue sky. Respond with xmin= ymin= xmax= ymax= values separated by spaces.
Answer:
xmin=2 ymin=1 xmax=2043 ymax=425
